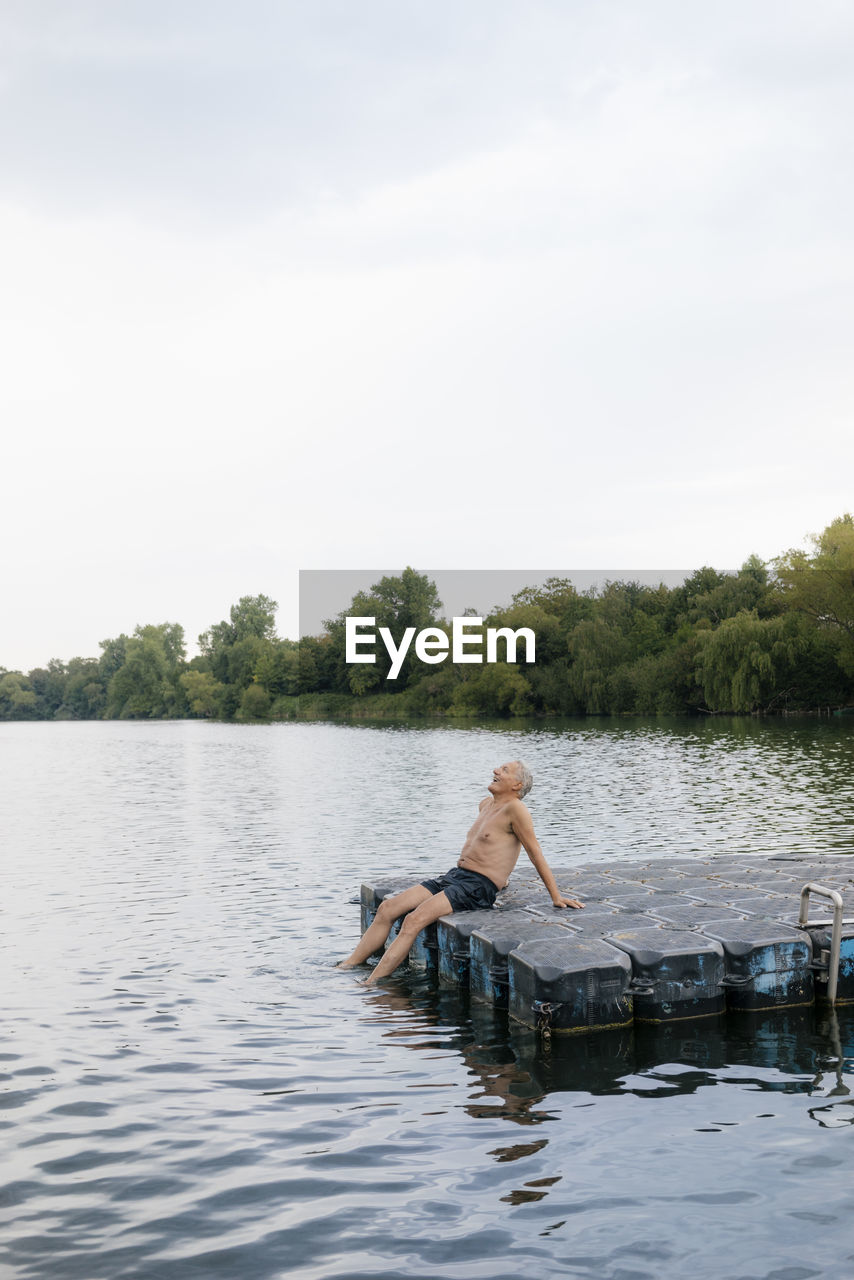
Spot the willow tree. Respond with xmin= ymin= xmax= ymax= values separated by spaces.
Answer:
xmin=694 ymin=612 xmax=794 ymax=712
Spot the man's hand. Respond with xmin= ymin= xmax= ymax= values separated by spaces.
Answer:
xmin=552 ymin=896 xmax=584 ymax=910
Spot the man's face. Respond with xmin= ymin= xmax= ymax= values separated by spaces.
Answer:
xmin=488 ymin=761 xmax=521 ymax=795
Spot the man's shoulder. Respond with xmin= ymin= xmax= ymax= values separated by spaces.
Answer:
xmin=506 ymin=797 xmax=531 ymax=823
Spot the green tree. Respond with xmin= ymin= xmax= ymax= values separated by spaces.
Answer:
xmin=106 ymin=623 xmax=187 ymax=718
xmin=681 ymin=557 xmax=778 ymax=626
xmin=253 ymin=640 xmax=297 ymax=698
xmin=694 ymin=611 xmax=809 ymax=713
xmin=196 ymin=595 xmax=280 ymax=718
xmin=526 ymin=659 xmax=584 ymax=715
xmin=323 ymin=568 xmax=442 ymax=693
xmin=180 ymin=669 xmax=224 ymax=717
xmin=775 ymin=514 xmax=854 ymax=675
xmin=237 ymin=682 xmax=271 ymax=721
xmin=0 ymin=672 xmax=38 ymax=719
xmin=99 ymin=634 xmax=130 ymax=685
xmin=296 ymin=635 xmax=330 ymax=693
xmin=405 ymin=664 xmax=463 ymax=715
xmin=450 ymin=664 xmax=534 ymax=717
xmin=566 ymin=616 xmax=632 ymax=713
xmin=616 ymin=650 xmax=692 ymax=715
xmin=60 ymin=657 xmax=105 ymax=719
xmin=199 ymin=594 xmax=278 ymax=664
xmin=485 ymin=602 xmax=563 ymax=666
xmin=28 ymin=659 xmax=68 ymax=718
xmin=199 ymin=596 xmax=279 ymax=702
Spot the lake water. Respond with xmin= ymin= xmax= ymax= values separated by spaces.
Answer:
xmin=2 ymin=717 xmax=854 ymax=1280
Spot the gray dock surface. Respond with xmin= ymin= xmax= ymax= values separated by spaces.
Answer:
xmin=360 ymin=854 xmax=854 ymax=1033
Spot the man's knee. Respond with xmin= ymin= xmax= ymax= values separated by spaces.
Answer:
xmin=403 ymin=896 xmax=447 ymax=934
xmin=377 ymin=890 xmax=420 ymax=925
xmin=400 ymin=908 xmax=428 ymax=938
xmin=375 ymin=898 xmax=400 ymax=925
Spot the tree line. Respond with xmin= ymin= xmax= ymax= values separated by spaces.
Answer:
xmin=2 ymin=515 xmax=853 ymax=722
xmin=0 ymin=595 xmax=296 ymax=723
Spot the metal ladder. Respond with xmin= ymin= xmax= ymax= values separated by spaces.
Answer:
xmin=798 ymin=883 xmax=845 ymax=1004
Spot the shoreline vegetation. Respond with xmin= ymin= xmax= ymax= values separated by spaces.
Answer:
xmin=3 ymin=515 xmax=853 ymax=724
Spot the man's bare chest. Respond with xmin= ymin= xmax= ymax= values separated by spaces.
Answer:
xmin=468 ymin=807 xmax=514 ymax=843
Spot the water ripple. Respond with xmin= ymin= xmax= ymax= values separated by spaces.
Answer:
xmin=2 ymin=720 xmax=854 ymax=1278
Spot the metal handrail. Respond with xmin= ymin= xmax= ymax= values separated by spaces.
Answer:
xmin=798 ymin=883 xmax=844 ymax=1004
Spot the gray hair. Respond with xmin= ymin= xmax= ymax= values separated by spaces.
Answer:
xmin=514 ymin=760 xmax=533 ymax=799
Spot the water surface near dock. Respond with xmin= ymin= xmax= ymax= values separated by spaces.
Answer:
xmin=3 ymin=718 xmax=854 ymax=1279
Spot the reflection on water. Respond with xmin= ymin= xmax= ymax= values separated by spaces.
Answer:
xmin=365 ymin=973 xmax=854 ymax=1115
xmin=2 ymin=718 xmax=854 ymax=1279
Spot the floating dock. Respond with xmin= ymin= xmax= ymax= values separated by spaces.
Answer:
xmin=359 ymin=854 xmax=854 ymax=1034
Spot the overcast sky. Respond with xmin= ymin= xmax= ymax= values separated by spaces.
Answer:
xmin=2 ymin=1 xmax=852 ymax=671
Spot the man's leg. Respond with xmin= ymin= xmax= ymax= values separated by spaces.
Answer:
xmin=364 ymin=891 xmax=453 ymax=984
xmin=337 ymin=884 xmax=433 ymax=969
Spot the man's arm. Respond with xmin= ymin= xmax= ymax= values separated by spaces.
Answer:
xmin=509 ymin=801 xmax=583 ymax=909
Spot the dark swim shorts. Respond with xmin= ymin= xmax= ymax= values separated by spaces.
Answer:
xmin=420 ymin=866 xmax=500 ymax=913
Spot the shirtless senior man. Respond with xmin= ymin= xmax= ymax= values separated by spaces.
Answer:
xmin=338 ymin=760 xmax=583 ymax=984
